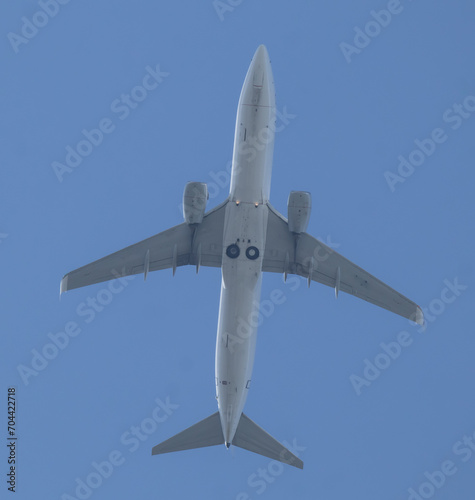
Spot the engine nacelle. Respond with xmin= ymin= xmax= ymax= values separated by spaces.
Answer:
xmin=183 ymin=182 xmax=208 ymax=224
xmin=287 ymin=191 xmax=311 ymax=233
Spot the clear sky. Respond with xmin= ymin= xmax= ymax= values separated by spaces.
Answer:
xmin=1 ymin=1 xmax=474 ymax=499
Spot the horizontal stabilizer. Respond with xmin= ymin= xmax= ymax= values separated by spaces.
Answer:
xmin=233 ymin=413 xmax=303 ymax=469
xmin=152 ymin=411 xmax=224 ymax=455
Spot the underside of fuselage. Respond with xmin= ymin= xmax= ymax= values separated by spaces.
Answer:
xmin=215 ymin=44 xmax=276 ymax=445
xmin=61 ymin=44 xmax=424 ymax=472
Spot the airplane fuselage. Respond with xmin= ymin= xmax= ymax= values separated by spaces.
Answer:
xmin=215 ymin=45 xmax=276 ymax=445
xmin=62 ymin=45 xmax=422 ymax=469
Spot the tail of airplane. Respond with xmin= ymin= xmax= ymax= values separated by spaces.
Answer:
xmin=152 ymin=411 xmax=303 ymax=469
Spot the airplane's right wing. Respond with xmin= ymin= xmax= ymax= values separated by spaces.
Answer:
xmin=262 ymin=203 xmax=424 ymax=325
xmin=60 ymin=199 xmax=228 ymax=293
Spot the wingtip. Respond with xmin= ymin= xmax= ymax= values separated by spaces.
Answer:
xmin=60 ymin=275 xmax=68 ymax=296
xmin=415 ymin=305 xmax=425 ymax=327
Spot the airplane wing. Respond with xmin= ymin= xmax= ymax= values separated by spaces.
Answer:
xmin=262 ymin=204 xmax=424 ymax=325
xmin=60 ymin=199 xmax=228 ymax=293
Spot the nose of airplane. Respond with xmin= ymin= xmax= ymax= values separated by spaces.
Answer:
xmin=253 ymin=44 xmax=269 ymax=63
xmin=250 ymin=45 xmax=270 ymax=87
xmin=239 ymin=45 xmax=275 ymax=108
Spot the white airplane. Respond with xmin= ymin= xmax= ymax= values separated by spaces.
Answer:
xmin=61 ymin=45 xmax=423 ymax=469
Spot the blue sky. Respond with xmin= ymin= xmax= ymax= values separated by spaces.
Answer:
xmin=1 ymin=1 xmax=475 ymax=499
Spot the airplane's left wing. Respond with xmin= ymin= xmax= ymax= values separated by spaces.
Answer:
xmin=60 ymin=199 xmax=228 ymax=293
xmin=262 ymin=203 xmax=424 ymax=325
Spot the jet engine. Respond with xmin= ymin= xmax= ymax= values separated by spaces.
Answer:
xmin=287 ymin=191 xmax=311 ymax=233
xmin=183 ymin=182 xmax=209 ymax=224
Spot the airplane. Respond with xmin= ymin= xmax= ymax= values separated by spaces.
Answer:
xmin=60 ymin=45 xmax=424 ymax=470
